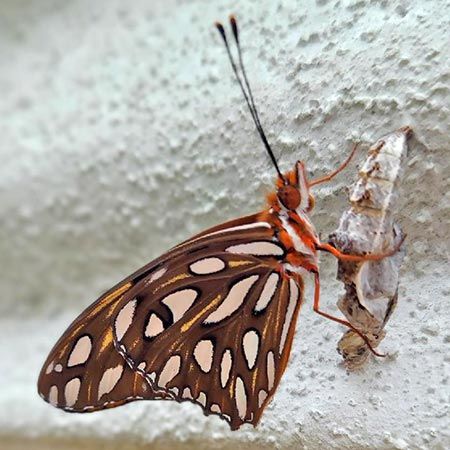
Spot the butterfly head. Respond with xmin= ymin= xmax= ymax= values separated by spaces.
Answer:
xmin=275 ymin=161 xmax=315 ymax=213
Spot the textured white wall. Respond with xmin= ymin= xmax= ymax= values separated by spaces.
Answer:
xmin=1 ymin=0 xmax=449 ymax=449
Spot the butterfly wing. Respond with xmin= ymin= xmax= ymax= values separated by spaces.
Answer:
xmin=38 ymin=214 xmax=304 ymax=429
xmin=37 ymin=280 xmax=172 ymax=412
xmin=111 ymin=224 xmax=304 ymax=429
xmin=37 ymin=213 xmax=270 ymax=410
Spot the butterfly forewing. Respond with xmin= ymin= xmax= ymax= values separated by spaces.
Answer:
xmin=38 ymin=214 xmax=305 ymax=429
xmin=111 ymin=235 xmax=303 ymax=429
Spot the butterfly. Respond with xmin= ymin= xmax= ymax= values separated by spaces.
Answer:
xmin=37 ymin=16 xmax=403 ymax=431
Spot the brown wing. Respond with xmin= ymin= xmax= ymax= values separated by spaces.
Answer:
xmin=111 ymin=241 xmax=304 ymax=429
xmin=37 ymin=280 xmax=172 ymax=412
xmin=37 ymin=213 xmax=286 ymax=415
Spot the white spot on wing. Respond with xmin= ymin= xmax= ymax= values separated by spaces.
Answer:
xmin=189 ymin=257 xmax=226 ymax=275
xmin=226 ymin=241 xmax=284 ymax=256
xmin=279 ymin=279 xmax=300 ymax=354
xmin=204 ymin=275 xmax=259 ymax=324
xmin=67 ymin=335 xmax=92 ymax=367
xmin=45 ymin=361 xmax=54 ymax=374
xmin=183 ymin=222 xmax=272 ymax=247
xmin=161 ymin=289 xmax=198 ymax=322
xmin=115 ymin=299 xmax=137 ymax=341
xmin=64 ymin=378 xmax=81 ymax=407
xmin=182 ymin=387 xmax=193 ymax=399
xmin=98 ymin=364 xmax=124 ymax=400
xmin=235 ymin=377 xmax=247 ymax=420
xmin=197 ymin=391 xmax=207 ymax=407
xmin=148 ymin=267 xmax=167 ymax=284
xmin=220 ymin=349 xmax=232 ymax=388
xmin=203 ymin=222 xmax=271 ymax=237
xmin=267 ymin=351 xmax=275 ymax=391
xmin=158 ymin=355 xmax=181 ymax=388
xmin=210 ymin=403 xmax=221 ymax=413
xmin=243 ymin=330 xmax=259 ymax=370
xmin=254 ymin=273 xmax=279 ymax=313
xmin=54 ymin=363 xmax=63 ymax=373
xmin=48 ymin=385 xmax=58 ymax=406
xmin=193 ymin=340 xmax=214 ymax=373
xmin=258 ymin=389 xmax=268 ymax=407
xmin=144 ymin=313 xmax=164 ymax=338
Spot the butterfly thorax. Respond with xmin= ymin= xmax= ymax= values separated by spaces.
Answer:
xmin=262 ymin=163 xmax=320 ymax=273
xmin=262 ymin=205 xmax=319 ymax=275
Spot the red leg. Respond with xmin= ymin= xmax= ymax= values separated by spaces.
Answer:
xmin=308 ymin=143 xmax=359 ymax=188
xmin=312 ymin=271 xmax=385 ymax=358
xmin=316 ymin=235 xmax=405 ymax=262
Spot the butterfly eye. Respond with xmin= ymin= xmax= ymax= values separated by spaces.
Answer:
xmin=277 ymin=185 xmax=301 ymax=210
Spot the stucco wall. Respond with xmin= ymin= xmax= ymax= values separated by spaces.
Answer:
xmin=1 ymin=0 xmax=449 ymax=449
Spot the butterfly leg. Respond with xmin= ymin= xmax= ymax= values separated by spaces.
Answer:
xmin=315 ymin=234 xmax=405 ymax=262
xmin=308 ymin=142 xmax=360 ymax=187
xmin=311 ymin=271 xmax=385 ymax=357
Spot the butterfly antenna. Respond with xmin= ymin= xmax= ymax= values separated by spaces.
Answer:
xmin=215 ymin=17 xmax=285 ymax=183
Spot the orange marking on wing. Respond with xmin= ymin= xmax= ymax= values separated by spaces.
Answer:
xmin=229 ymin=260 xmax=254 ymax=268
xmin=251 ymin=367 xmax=259 ymax=394
xmin=58 ymin=283 xmax=132 ymax=358
xmin=181 ymin=294 xmax=222 ymax=332
xmin=99 ymin=328 xmax=113 ymax=354
xmin=88 ymin=282 xmax=133 ymax=320
xmin=153 ymin=273 xmax=190 ymax=293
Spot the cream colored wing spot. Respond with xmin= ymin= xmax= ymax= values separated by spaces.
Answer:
xmin=158 ymin=355 xmax=181 ymax=388
xmin=137 ymin=361 xmax=146 ymax=371
xmin=210 ymin=403 xmax=221 ymax=413
xmin=147 ymin=267 xmax=167 ymax=284
xmin=189 ymin=257 xmax=226 ymax=275
xmin=243 ymin=329 xmax=259 ymax=370
xmin=225 ymin=241 xmax=284 ymax=256
xmin=203 ymin=275 xmax=259 ymax=325
xmin=197 ymin=391 xmax=207 ymax=407
xmin=64 ymin=377 xmax=81 ymax=407
xmin=45 ymin=361 xmax=54 ymax=375
xmin=220 ymin=349 xmax=232 ymax=388
xmin=54 ymin=363 xmax=63 ymax=373
xmin=161 ymin=288 xmax=198 ymax=323
xmin=199 ymin=222 xmax=271 ymax=240
xmin=182 ymin=387 xmax=193 ymax=399
xmin=193 ymin=339 xmax=214 ymax=373
xmin=235 ymin=377 xmax=247 ymax=420
xmin=98 ymin=364 xmax=124 ymax=400
xmin=267 ymin=351 xmax=275 ymax=391
xmin=279 ymin=279 xmax=299 ymax=354
xmin=48 ymin=385 xmax=58 ymax=406
xmin=258 ymin=389 xmax=268 ymax=407
xmin=254 ymin=273 xmax=279 ymax=313
xmin=144 ymin=313 xmax=165 ymax=338
xmin=115 ymin=299 xmax=137 ymax=341
xmin=67 ymin=335 xmax=92 ymax=367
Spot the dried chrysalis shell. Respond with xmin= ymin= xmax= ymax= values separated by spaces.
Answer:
xmin=329 ymin=127 xmax=412 ymax=369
